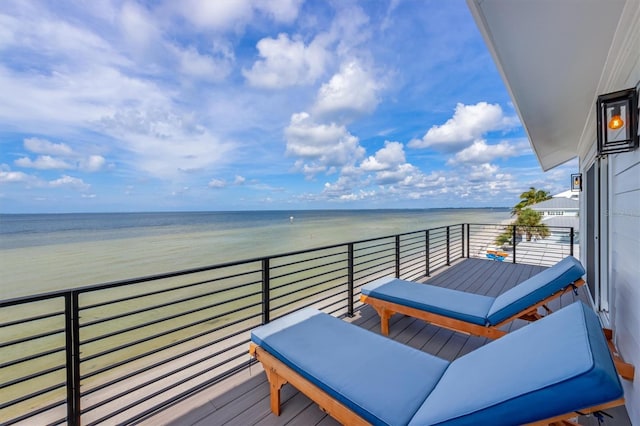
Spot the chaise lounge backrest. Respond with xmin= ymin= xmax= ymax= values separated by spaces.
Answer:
xmin=485 ymin=255 xmax=585 ymax=326
xmin=410 ymin=301 xmax=621 ymax=425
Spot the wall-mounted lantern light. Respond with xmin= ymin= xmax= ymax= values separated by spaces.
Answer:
xmin=596 ymin=88 xmax=638 ymax=155
xmin=571 ymin=173 xmax=582 ymax=192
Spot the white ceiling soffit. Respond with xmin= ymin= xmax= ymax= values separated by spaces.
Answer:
xmin=467 ymin=0 xmax=626 ymax=171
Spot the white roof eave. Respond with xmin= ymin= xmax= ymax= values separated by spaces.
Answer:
xmin=466 ymin=0 xmax=627 ymax=171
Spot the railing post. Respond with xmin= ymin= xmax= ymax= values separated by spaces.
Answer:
xmin=262 ymin=258 xmax=270 ymax=324
xmin=446 ymin=226 xmax=450 ymax=266
xmin=65 ymin=292 xmax=81 ymax=426
xmin=466 ymin=224 xmax=470 ymax=258
xmin=570 ymin=227 xmax=574 ymax=257
xmin=347 ymin=243 xmax=354 ymax=317
xmin=461 ymin=225 xmax=465 ymax=259
xmin=395 ymin=235 xmax=401 ymax=278
xmin=425 ymin=229 xmax=430 ymax=277
xmin=512 ymin=225 xmax=517 ymax=264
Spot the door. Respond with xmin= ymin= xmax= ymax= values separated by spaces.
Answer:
xmin=585 ymin=158 xmax=609 ymax=313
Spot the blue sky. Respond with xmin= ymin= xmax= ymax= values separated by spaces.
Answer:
xmin=0 ymin=0 xmax=577 ymax=213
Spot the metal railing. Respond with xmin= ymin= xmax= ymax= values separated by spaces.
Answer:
xmin=0 ymin=223 xmax=575 ymax=425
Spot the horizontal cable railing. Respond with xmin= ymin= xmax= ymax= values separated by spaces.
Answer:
xmin=0 ymin=223 xmax=575 ymax=425
xmin=467 ymin=223 xmax=575 ymax=266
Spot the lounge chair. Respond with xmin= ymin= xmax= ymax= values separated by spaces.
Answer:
xmin=360 ymin=255 xmax=585 ymax=339
xmin=249 ymin=302 xmax=624 ymax=425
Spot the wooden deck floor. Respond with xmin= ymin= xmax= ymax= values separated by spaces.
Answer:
xmin=143 ymin=258 xmax=631 ymax=426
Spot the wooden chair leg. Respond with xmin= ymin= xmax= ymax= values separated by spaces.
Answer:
xmin=264 ymin=367 xmax=288 ymax=415
xmin=372 ymin=305 xmax=393 ymax=335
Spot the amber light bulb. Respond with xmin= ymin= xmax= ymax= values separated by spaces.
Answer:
xmin=608 ymin=106 xmax=624 ymax=130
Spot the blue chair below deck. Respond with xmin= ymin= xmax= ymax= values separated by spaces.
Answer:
xmin=249 ymin=302 xmax=624 ymax=426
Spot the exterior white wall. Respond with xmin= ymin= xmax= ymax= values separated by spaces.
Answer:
xmin=576 ymin=4 xmax=640 ymax=419
xmin=609 ymin=147 xmax=640 ymax=421
xmin=591 ymin=27 xmax=640 ymax=420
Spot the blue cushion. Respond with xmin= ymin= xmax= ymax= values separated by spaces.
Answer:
xmin=409 ymin=302 xmax=623 ymax=425
xmin=251 ymin=308 xmax=449 ymax=426
xmin=486 ymin=256 xmax=585 ymax=325
xmin=362 ymin=277 xmax=494 ymax=326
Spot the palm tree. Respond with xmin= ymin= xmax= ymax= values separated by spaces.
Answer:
xmin=495 ymin=229 xmax=513 ymax=248
xmin=497 ymin=187 xmax=552 ymax=247
xmin=514 ymin=208 xmax=550 ymax=241
xmin=511 ymin=187 xmax=551 ymax=216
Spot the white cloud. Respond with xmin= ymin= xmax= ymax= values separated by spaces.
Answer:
xmin=170 ymin=42 xmax=235 ymax=82
xmin=360 ymin=141 xmax=405 ymax=171
xmin=300 ymin=162 xmax=329 ymax=178
xmin=312 ymin=61 xmax=380 ymax=122
xmin=17 ymin=138 xmax=106 ymax=172
xmin=359 ymin=142 xmax=441 ymax=191
xmin=285 ymin=112 xmax=365 ymax=177
xmin=99 ymin=108 xmax=232 ymax=179
xmin=208 ymin=175 xmax=245 ymax=188
xmin=11 ymin=6 xmax=123 ymax=70
xmin=468 ymin=163 xmax=500 ymax=182
xmin=318 ymin=164 xmax=450 ymax=204
xmin=79 ymin=155 xmax=106 ymax=172
xmin=119 ymin=1 xmax=162 ymax=52
xmin=448 ymin=139 xmax=520 ymax=164
xmin=15 ymin=155 xmax=72 ymax=170
xmin=256 ymin=0 xmax=304 ymax=22
xmin=0 ymin=169 xmax=33 ymax=184
xmin=173 ymin=0 xmax=254 ymax=31
xmin=49 ymin=175 xmax=90 ymax=190
xmin=242 ymin=4 xmax=373 ymax=90
xmin=329 ymin=5 xmax=371 ymax=58
xmin=243 ymin=33 xmax=329 ymax=88
xmin=24 ymin=138 xmax=73 ymax=156
xmin=175 ymin=0 xmax=302 ymax=31
xmin=315 ymin=139 xmax=452 ymax=203
xmin=374 ymin=163 xmax=422 ymax=185
xmin=409 ymin=102 xmax=518 ymax=151
xmin=208 ymin=178 xmax=226 ymax=188
xmin=0 ymin=12 xmax=17 ymax=48
xmin=381 ymin=0 xmax=404 ymax=31
xmin=0 ymin=64 xmax=166 ymax=134
xmin=322 ymin=175 xmax=370 ymax=200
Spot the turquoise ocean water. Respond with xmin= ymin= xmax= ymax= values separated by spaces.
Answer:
xmin=0 ymin=209 xmax=510 ymax=299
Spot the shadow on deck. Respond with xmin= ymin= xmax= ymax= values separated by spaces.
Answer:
xmin=143 ymin=258 xmax=631 ymax=426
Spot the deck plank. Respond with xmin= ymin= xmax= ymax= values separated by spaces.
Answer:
xmin=154 ymin=259 xmax=631 ymax=426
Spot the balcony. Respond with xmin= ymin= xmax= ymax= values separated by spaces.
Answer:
xmin=1 ymin=223 xmax=629 ymax=425
xmin=154 ymin=260 xmax=631 ymax=426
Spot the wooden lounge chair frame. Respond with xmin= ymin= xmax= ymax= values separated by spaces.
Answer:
xmin=360 ymin=278 xmax=586 ymax=339
xmin=604 ymin=328 xmax=636 ymax=381
xmin=249 ymin=342 xmax=626 ymax=426
xmin=360 ymin=277 xmax=635 ymax=382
